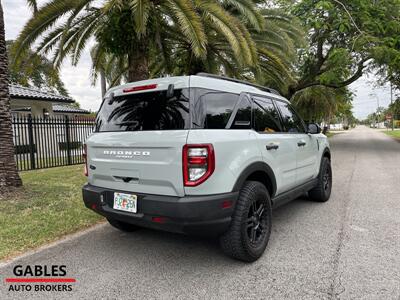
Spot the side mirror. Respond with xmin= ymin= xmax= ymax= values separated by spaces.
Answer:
xmin=307 ymin=123 xmax=321 ymax=134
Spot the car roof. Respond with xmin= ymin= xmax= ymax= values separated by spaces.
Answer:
xmin=106 ymin=75 xmax=289 ymax=103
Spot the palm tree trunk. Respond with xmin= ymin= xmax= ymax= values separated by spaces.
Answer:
xmin=0 ymin=3 xmax=22 ymax=190
xmin=100 ymin=69 xmax=106 ymax=98
xmin=127 ymin=41 xmax=149 ymax=82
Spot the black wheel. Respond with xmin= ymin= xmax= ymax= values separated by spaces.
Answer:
xmin=219 ymin=181 xmax=272 ymax=262
xmin=308 ymin=157 xmax=332 ymax=202
xmin=107 ymin=218 xmax=140 ymax=232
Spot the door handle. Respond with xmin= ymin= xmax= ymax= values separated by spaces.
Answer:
xmin=266 ymin=143 xmax=279 ymax=150
xmin=297 ymin=141 xmax=306 ymax=147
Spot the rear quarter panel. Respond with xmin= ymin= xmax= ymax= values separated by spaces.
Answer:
xmin=185 ymin=130 xmax=265 ymax=195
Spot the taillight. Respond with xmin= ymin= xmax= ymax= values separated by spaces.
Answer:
xmin=83 ymin=144 xmax=88 ymax=176
xmin=183 ymin=144 xmax=215 ymax=186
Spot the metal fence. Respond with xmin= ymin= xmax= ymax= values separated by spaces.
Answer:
xmin=12 ymin=116 xmax=95 ymax=171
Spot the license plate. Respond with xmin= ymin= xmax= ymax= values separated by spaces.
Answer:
xmin=113 ymin=192 xmax=137 ymax=213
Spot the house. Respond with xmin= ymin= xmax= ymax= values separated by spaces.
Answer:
xmin=9 ymin=84 xmax=90 ymax=118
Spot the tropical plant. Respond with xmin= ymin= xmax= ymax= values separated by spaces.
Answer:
xmin=7 ymin=40 xmax=68 ymax=95
xmin=13 ymin=0 xmax=263 ymax=83
xmin=291 ymin=85 xmax=353 ymax=123
xmin=274 ymin=0 xmax=400 ymax=98
xmin=0 ymin=3 xmax=22 ymax=190
xmin=251 ymin=9 xmax=305 ymax=94
xmin=89 ymin=7 xmax=304 ymax=95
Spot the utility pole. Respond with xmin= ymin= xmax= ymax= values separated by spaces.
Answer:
xmin=376 ymin=95 xmax=380 ymax=128
xmin=391 ymin=81 xmax=394 ymax=131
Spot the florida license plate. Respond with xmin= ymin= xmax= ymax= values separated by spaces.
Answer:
xmin=113 ymin=192 xmax=137 ymax=213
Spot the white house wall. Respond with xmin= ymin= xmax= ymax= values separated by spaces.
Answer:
xmin=11 ymin=98 xmax=54 ymax=116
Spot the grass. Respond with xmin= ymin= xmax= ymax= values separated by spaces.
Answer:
xmin=326 ymin=131 xmax=338 ymax=138
xmin=383 ymin=130 xmax=400 ymax=139
xmin=0 ymin=165 xmax=103 ymax=260
xmin=16 ymin=155 xmax=82 ymax=171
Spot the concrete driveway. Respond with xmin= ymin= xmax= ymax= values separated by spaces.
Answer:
xmin=1 ymin=126 xmax=399 ymax=299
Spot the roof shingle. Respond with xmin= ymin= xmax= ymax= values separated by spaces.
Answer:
xmin=9 ymin=84 xmax=74 ymax=103
xmin=11 ymin=105 xmax=90 ymax=114
xmin=52 ymin=104 xmax=90 ymax=114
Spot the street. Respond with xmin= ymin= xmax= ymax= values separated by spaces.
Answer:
xmin=1 ymin=126 xmax=399 ymax=299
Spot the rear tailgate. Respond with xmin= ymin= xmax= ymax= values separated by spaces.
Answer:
xmin=86 ymin=131 xmax=188 ymax=197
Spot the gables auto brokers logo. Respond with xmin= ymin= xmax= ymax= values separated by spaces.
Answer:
xmin=5 ymin=264 xmax=76 ymax=292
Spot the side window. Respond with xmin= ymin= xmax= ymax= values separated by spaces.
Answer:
xmin=253 ymin=97 xmax=282 ymax=133
xmin=195 ymin=90 xmax=239 ymax=129
xmin=276 ymin=101 xmax=306 ymax=133
xmin=230 ymin=97 xmax=252 ymax=129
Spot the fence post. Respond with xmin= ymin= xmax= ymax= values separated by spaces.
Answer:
xmin=65 ymin=115 xmax=72 ymax=165
xmin=27 ymin=115 xmax=36 ymax=170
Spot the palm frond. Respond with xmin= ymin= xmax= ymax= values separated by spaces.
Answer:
xmin=129 ymin=0 xmax=151 ymax=35
xmin=12 ymin=0 xmax=88 ymax=64
xmin=222 ymin=0 xmax=265 ymax=31
xmin=165 ymin=0 xmax=207 ymax=58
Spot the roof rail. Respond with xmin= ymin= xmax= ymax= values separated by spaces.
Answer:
xmin=196 ymin=73 xmax=281 ymax=96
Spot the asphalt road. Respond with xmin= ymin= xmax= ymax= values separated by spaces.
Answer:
xmin=1 ymin=126 xmax=399 ymax=300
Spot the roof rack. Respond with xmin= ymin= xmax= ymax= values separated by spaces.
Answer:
xmin=196 ymin=73 xmax=281 ymax=96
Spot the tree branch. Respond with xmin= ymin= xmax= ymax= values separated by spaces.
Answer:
xmin=289 ymin=57 xmax=371 ymax=98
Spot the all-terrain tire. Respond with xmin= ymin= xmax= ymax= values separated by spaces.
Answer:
xmin=107 ymin=218 xmax=140 ymax=232
xmin=308 ymin=157 xmax=332 ymax=202
xmin=219 ymin=181 xmax=272 ymax=262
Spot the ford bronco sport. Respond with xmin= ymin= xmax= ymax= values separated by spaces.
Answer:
xmin=82 ymin=73 xmax=332 ymax=262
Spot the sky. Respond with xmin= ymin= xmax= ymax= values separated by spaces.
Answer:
xmin=2 ymin=0 xmax=395 ymax=119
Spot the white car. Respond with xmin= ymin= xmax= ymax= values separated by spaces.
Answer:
xmin=82 ymin=73 xmax=332 ymax=262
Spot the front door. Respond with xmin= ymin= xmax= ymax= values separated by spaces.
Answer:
xmin=275 ymin=100 xmax=318 ymax=185
xmin=251 ymin=96 xmax=298 ymax=194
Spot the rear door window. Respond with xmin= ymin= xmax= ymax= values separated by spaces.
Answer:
xmin=95 ymin=89 xmax=190 ymax=132
xmin=192 ymin=89 xmax=239 ymax=129
xmin=252 ymin=97 xmax=282 ymax=133
xmin=230 ymin=97 xmax=252 ymax=129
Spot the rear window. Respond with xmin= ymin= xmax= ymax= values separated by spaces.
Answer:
xmin=95 ymin=89 xmax=190 ymax=132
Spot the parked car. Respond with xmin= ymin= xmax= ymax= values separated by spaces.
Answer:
xmin=82 ymin=74 xmax=332 ymax=262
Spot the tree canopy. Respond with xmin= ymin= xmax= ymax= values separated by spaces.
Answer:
xmin=7 ymin=40 xmax=68 ymax=95
xmin=11 ymin=0 xmax=400 ymax=123
xmin=279 ymin=0 xmax=400 ymax=97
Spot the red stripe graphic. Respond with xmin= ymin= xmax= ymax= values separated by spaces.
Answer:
xmin=5 ymin=278 xmax=76 ymax=283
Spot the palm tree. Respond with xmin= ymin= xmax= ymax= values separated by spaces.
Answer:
xmin=159 ymin=8 xmax=304 ymax=92
xmin=291 ymin=86 xmax=351 ymax=123
xmin=251 ymin=9 xmax=305 ymax=94
xmin=0 ymin=3 xmax=22 ymax=190
xmin=89 ymin=7 xmax=303 ymax=95
xmin=13 ymin=0 xmax=263 ymax=83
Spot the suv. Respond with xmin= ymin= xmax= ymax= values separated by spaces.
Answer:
xmin=82 ymin=73 xmax=332 ymax=262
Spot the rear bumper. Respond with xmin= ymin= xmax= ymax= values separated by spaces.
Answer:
xmin=82 ymin=184 xmax=238 ymax=236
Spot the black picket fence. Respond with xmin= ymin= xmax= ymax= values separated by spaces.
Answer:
xmin=12 ymin=115 xmax=95 ymax=171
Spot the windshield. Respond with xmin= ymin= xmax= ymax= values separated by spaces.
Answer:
xmin=95 ymin=89 xmax=190 ymax=132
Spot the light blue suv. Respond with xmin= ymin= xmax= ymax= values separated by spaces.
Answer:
xmin=82 ymin=73 xmax=332 ymax=262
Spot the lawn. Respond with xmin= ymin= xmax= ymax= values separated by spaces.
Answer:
xmin=383 ymin=130 xmax=400 ymax=139
xmin=326 ymin=131 xmax=339 ymax=138
xmin=0 ymin=165 xmax=103 ymax=260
